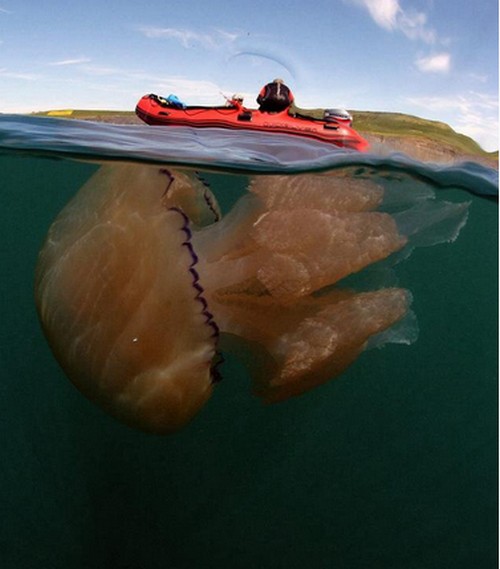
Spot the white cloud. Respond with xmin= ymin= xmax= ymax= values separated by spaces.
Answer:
xmin=138 ymin=26 xmax=239 ymax=50
xmin=415 ymin=53 xmax=451 ymax=73
xmin=80 ymin=64 xmax=124 ymax=76
xmin=408 ymin=92 xmax=499 ymax=151
xmin=359 ymin=0 xmax=400 ymax=30
xmin=49 ymin=57 xmax=91 ymax=66
xmin=408 ymin=93 xmax=497 ymax=116
xmin=0 ymin=68 xmax=39 ymax=80
xmin=398 ymin=10 xmax=436 ymax=43
xmin=346 ymin=0 xmax=436 ymax=43
xmin=467 ymin=72 xmax=488 ymax=84
xmin=152 ymin=76 xmax=232 ymax=105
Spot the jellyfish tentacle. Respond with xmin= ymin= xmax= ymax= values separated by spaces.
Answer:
xmin=212 ymin=287 xmax=410 ymax=403
xmin=192 ymin=173 xmax=414 ymax=403
xmin=249 ymin=174 xmax=385 ymax=213
xmin=251 ymin=209 xmax=407 ymax=301
xmin=194 ymin=194 xmax=407 ymax=303
xmin=261 ymin=288 xmax=410 ymax=402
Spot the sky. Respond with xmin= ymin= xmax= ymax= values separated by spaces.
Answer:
xmin=0 ymin=0 xmax=498 ymax=151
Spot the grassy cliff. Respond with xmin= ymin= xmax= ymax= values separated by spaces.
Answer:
xmin=352 ymin=111 xmax=493 ymax=157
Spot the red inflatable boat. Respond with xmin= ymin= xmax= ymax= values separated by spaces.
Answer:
xmin=135 ymin=94 xmax=369 ymax=152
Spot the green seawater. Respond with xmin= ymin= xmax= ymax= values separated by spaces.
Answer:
xmin=0 ymin=145 xmax=497 ymax=568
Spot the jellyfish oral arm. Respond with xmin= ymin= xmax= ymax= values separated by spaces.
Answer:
xmin=191 ymin=175 xmax=410 ymax=403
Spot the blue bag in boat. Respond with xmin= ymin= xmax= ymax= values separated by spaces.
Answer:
xmin=165 ymin=94 xmax=186 ymax=109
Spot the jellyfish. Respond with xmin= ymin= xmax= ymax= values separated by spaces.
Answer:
xmin=34 ymin=164 xmax=468 ymax=434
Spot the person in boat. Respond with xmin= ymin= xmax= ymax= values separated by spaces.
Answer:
xmin=257 ymin=79 xmax=294 ymax=113
xmin=226 ymin=93 xmax=245 ymax=108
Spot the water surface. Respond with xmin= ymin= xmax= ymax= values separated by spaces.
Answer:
xmin=0 ymin=115 xmax=497 ymax=569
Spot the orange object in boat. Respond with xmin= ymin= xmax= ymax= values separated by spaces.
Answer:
xmin=135 ymin=94 xmax=369 ymax=152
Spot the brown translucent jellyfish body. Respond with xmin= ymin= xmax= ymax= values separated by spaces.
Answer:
xmin=34 ymin=165 xmax=446 ymax=433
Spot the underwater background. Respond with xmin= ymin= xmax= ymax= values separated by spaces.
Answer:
xmin=0 ymin=116 xmax=497 ymax=568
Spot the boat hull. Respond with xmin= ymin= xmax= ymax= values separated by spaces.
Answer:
xmin=135 ymin=94 xmax=369 ymax=152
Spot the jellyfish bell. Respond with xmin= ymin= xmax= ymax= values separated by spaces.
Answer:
xmin=35 ymin=165 xmax=220 ymax=434
xmin=35 ymin=164 xmax=468 ymax=434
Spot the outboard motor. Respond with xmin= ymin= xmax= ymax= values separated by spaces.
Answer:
xmin=324 ymin=108 xmax=353 ymax=126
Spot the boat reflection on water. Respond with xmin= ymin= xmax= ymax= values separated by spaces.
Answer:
xmin=34 ymin=163 xmax=469 ymax=434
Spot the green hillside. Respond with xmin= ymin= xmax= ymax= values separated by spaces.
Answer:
xmin=352 ymin=110 xmax=494 ymax=157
